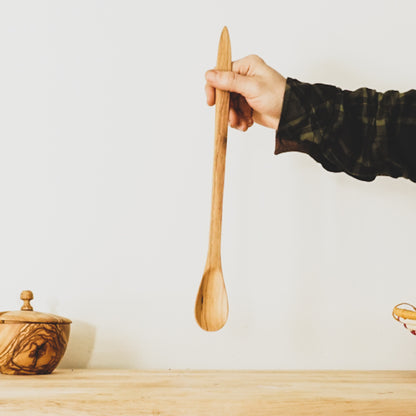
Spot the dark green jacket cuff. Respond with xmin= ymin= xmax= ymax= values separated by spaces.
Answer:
xmin=276 ymin=77 xmax=416 ymax=182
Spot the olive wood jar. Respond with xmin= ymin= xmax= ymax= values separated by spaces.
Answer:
xmin=0 ymin=290 xmax=71 ymax=375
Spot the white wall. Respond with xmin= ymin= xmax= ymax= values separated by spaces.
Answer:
xmin=0 ymin=0 xmax=416 ymax=370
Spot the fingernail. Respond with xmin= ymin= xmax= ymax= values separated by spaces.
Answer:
xmin=206 ymin=70 xmax=218 ymax=82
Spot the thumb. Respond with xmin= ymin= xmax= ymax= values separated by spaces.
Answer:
xmin=205 ymin=70 xmax=256 ymax=98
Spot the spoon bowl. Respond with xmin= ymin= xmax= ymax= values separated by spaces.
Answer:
xmin=195 ymin=267 xmax=228 ymax=332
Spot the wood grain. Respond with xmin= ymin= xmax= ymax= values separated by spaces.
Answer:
xmin=0 ymin=323 xmax=70 ymax=375
xmin=0 ymin=291 xmax=71 ymax=374
xmin=195 ymin=26 xmax=232 ymax=332
xmin=1 ymin=369 xmax=416 ymax=415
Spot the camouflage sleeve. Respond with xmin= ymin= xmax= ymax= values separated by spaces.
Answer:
xmin=275 ymin=77 xmax=416 ymax=182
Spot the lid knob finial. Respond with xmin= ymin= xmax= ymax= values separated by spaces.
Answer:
xmin=20 ymin=290 xmax=34 ymax=311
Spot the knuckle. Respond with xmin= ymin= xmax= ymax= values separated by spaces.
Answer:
xmin=247 ymin=54 xmax=263 ymax=64
xmin=224 ymin=71 xmax=238 ymax=88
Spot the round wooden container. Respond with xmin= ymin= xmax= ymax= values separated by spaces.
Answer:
xmin=0 ymin=290 xmax=71 ymax=375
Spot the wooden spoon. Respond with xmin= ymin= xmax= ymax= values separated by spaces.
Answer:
xmin=195 ymin=27 xmax=231 ymax=332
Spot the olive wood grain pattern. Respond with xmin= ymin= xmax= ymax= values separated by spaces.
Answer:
xmin=0 ymin=323 xmax=70 ymax=375
xmin=0 ymin=291 xmax=71 ymax=375
xmin=195 ymin=27 xmax=231 ymax=332
xmin=2 ymin=369 xmax=416 ymax=415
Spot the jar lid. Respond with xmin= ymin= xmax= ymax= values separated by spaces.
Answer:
xmin=0 ymin=290 xmax=71 ymax=324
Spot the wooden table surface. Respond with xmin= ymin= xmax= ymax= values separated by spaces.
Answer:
xmin=1 ymin=369 xmax=416 ymax=415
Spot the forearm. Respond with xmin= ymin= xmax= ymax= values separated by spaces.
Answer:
xmin=276 ymin=77 xmax=416 ymax=182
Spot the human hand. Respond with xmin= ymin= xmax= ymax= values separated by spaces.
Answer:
xmin=205 ymin=55 xmax=286 ymax=131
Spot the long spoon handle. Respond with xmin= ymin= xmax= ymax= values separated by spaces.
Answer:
xmin=195 ymin=27 xmax=231 ymax=332
xmin=206 ymin=27 xmax=232 ymax=267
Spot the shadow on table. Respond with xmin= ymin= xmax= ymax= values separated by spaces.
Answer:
xmin=58 ymin=320 xmax=96 ymax=369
